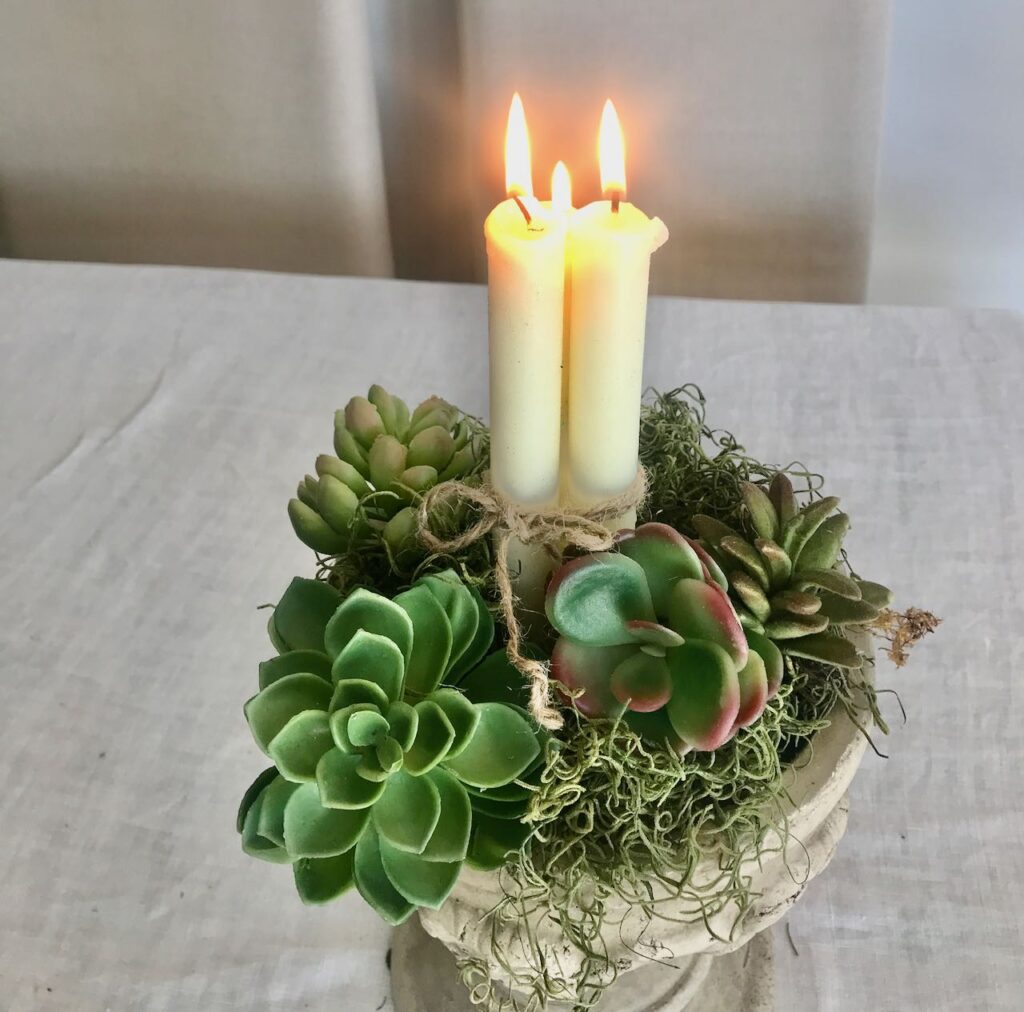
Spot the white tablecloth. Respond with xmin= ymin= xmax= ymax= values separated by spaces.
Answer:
xmin=1 ymin=260 xmax=1020 ymax=1011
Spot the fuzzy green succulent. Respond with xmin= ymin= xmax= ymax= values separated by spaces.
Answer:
xmin=238 ymin=569 xmax=542 ymax=923
xmin=287 ymin=385 xmax=484 ymax=562
xmin=693 ymin=473 xmax=892 ymax=669
xmin=546 ymin=523 xmax=783 ymax=753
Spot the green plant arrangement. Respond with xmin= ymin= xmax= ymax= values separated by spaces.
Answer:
xmin=237 ymin=568 xmax=542 ymax=923
xmin=236 ymin=384 xmax=935 ymax=1010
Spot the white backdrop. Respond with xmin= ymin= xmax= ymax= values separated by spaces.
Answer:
xmin=1 ymin=1 xmax=1022 ymax=308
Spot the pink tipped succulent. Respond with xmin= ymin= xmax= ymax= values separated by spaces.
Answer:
xmin=546 ymin=523 xmax=783 ymax=753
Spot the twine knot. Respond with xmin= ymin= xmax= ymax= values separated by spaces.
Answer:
xmin=416 ymin=469 xmax=648 ymax=730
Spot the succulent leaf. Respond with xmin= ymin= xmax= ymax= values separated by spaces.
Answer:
xmin=384 ymin=701 xmax=419 ymax=752
xmin=237 ymin=767 xmax=279 ymax=833
xmin=372 ymin=770 xmax=442 ymax=855
xmin=856 ymin=580 xmax=893 ymax=609
xmin=345 ymin=396 xmax=386 ymax=447
xmin=420 ymin=572 xmax=481 ymax=675
xmin=258 ymin=650 xmax=332 ymax=690
xmin=368 ymin=434 xmax=408 ymax=492
xmin=329 ymin=702 xmax=385 ymax=752
xmin=332 ymin=629 xmax=405 ymax=700
xmin=692 ymin=515 xmax=741 ymax=549
xmin=783 ymin=632 xmax=863 ymax=668
xmin=245 ymin=674 xmax=333 ymax=754
xmin=393 ymin=604 xmax=457 ymax=696
xmin=316 ymin=474 xmax=359 ymax=533
xmin=404 ymin=701 xmax=456 ymax=775
xmin=610 ymin=652 xmax=672 ymax=712
xmin=269 ymin=710 xmax=335 ymax=782
xmin=240 ymin=792 xmax=291 ymax=864
xmin=368 ymin=384 xmax=410 ymax=440
xmin=353 ymin=827 xmax=415 ymax=925
xmin=770 ymin=590 xmax=823 ymax=616
xmin=625 ymin=620 xmax=685 ymax=649
xmin=293 ymin=852 xmax=356 ymax=905
xmin=550 ymin=639 xmax=635 ymax=717
xmin=379 ymin=838 xmax=461 ymax=909
xmin=741 ymin=482 xmax=780 ymax=542
xmin=452 ymin=648 xmax=528 ymax=708
xmin=795 ymin=512 xmax=849 ymax=571
xmin=324 ymin=589 xmax=414 ymax=665
xmin=615 ymin=523 xmax=705 ymax=613
xmin=446 ymin=586 xmax=496 ymax=682
xmin=283 ymin=781 xmax=371 ymax=858
xmin=734 ymin=651 xmax=769 ymax=729
xmin=546 ymin=553 xmax=656 ymax=647
xmin=665 ymin=642 xmax=741 ymax=751
xmin=768 ymin=473 xmax=798 ymax=525
xmin=328 ymin=679 xmax=390 ymax=717
xmin=793 ymin=568 xmax=862 ymax=599
xmin=754 ymin=538 xmax=792 ymax=588
xmin=780 ymin=496 xmax=841 ymax=562
xmin=816 ymin=592 xmax=881 ymax=626
xmin=419 ymin=768 xmax=472 ymax=862
xmin=744 ymin=628 xmax=784 ymax=697
xmin=427 ymin=689 xmax=481 ymax=759
xmin=256 ymin=776 xmax=300 ymax=846
xmin=763 ymin=614 xmax=830 ymax=639
xmin=666 ymin=578 xmax=748 ymax=667
xmin=272 ymin=578 xmax=343 ymax=654
xmin=720 ymin=536 xmax=770 ymax=589
xmin=288 ymin=499 xmax=349 ymax=554
xmin=466 ymin=812 xmax=533 ymax=872
xmin=333 ymin=423 xmax=370 ymax=474
xmin=441 ymin=703 xmax=540 ymax=789
xmin=315 ymin=454 xmax=372 ymax=498
xmin=406 ymin=426 xmax=455 ymax=471
xmin=317 ymin=750 xmax=387 ymax=810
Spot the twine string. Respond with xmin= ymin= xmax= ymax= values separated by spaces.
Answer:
xmin=416 ymin=469 xmax=648 ymax=729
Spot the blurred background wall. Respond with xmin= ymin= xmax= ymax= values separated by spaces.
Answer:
xmin=0 ymin=0 xmax=1021 ymax=309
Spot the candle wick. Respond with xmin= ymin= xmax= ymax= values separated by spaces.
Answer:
xmin=511 ymin=194 xmax=532 ymax=225
xmin=610 ymin=191 xmax=622 ymax=214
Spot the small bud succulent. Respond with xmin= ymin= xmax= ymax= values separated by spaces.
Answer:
xmin=287 ymin=385 xmax=484 ymax=560
xmin=545 ymin=523 xmax=784 ymax=753
xmin=693 ymin=474 xmax=892 ymax=669
xmin=239 ymin=570 xmax=543 ymax=923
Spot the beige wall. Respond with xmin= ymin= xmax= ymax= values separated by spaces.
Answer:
xmin=0 ymin=0 xmax=891 ymax=302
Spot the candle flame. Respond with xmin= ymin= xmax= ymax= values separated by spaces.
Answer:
xmin=551 ymin=161 xmax=572 ymax=213
xmin=598 ymin=99 xmax=626 ymax=199
xmin=505 ymin=93 xmax=533 ymax=198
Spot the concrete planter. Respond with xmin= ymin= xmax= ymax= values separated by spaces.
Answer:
xmin=392 ymin=657 xmax=871 ymax=1011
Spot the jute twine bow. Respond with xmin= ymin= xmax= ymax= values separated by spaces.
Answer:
xmin=416 ymin=469 xmax=649 ymax=730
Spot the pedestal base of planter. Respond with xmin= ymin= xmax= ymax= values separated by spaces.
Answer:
xmin=390 ymin=914 xmax=774 ymax=1012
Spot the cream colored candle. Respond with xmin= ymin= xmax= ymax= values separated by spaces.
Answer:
xmin=564 ymin=101 xmax=668 ymax=522
xmin=485 ymin=95 xmax=566 ymax=508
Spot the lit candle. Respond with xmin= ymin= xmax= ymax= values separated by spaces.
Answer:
xmin=564 ymin=100 xmax=668 ymax=524
xmin=484 ymin=96 xmax=568 ymax=618
xmin=484 ymin=94 xmax=566 ymax=509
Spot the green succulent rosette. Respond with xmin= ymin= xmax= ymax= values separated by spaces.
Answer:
xmin=693 ymin=474 xmax=892 ymax=669
xmin=546 ymin=523 xmax=784 ymax=753
xmin=237 ymin=569 xmax=543 ymax=923
xmin=287 ymin=385 xmax=484 ymax=562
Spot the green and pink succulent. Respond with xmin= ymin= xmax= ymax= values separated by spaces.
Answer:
xmin=546 ymin=523 xmax=783 ymax=752
xmin=693 ymin=474 xmax=892 ymax=669
xmin=287 ymin=385 xmax=484 ymax=562
xmin=238 ymin=570 xmax=542 ymax=923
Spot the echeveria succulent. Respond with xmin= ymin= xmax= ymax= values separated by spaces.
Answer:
xmin=546 ymin=523 xmax=783 ymax=753
xmin=238 ymin=569 xmax=542 ymax=923
xmin=693 ymin=474 xmax=892 ymax=669
xmin=287 ymin=385 xmax=483 ymax=560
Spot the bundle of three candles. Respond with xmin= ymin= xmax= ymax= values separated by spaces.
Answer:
xmin=485 ymin=95 xmax=668 ymax=525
